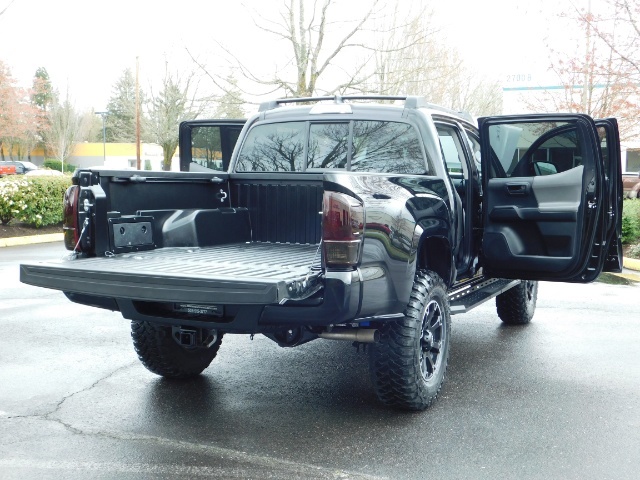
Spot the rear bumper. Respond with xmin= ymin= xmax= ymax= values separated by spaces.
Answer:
xmin=109 ymin=271 xmax=362 ymax=332
xmin=21 ymin=250 xmax=362 ymax=331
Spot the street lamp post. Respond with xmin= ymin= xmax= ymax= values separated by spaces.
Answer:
xmin=95 ymin=111 xmax=108 ymax=164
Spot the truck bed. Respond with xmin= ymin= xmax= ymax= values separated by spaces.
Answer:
xmin=21 ymin=243 xmax=322 ymax=305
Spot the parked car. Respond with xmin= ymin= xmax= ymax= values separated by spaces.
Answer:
xmin=623 ymin=172 xmax=640 ymax=198
xmin=0 ymin=163 xmax=16 ymax=177
xmin=24 ymin=169 xmax=63 ymax=177
xmin=0 ymin=160 xmax=39 ymax=174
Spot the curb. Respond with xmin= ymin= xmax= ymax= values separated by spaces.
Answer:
xmin=623 ymin=256 xmax=640 ymax=272
xmin=0 ymin=233 xmax=64 ymax=248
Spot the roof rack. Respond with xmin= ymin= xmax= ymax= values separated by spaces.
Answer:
xmin=257 ymin=95 xmax=473 ymax=122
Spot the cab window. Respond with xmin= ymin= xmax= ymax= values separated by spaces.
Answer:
xmin=350 ymin=121 xmax=428 ymax=174
xmin=488 ymin=122 xmax=583 ymax=178
xmin=236 ymin=122 xmax=306 ymax=172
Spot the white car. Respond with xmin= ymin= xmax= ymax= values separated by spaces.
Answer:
xmin=25 ymin=169 xmax=64 ymax=176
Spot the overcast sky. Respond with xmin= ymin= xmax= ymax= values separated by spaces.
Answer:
xmin=0 ymin=0 xmax=584 ymax=113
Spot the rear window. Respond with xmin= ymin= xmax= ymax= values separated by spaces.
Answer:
xmin=235 ymin=120 xmax=430 ymax=174
xmin=236 ymin=122 xmax=306 ymax=172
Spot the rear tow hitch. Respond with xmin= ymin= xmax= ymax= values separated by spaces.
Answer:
xmin=171 ymin=326 xmax=218 ymax=349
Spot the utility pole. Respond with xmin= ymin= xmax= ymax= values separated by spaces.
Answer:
xmin=95 ymin=111 xmax=108 ymax=164
xmin=136 ymin=56 xmax=141 ymax=170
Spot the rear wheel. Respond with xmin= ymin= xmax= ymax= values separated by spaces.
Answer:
xmin=131 ymin=321 xmax=223 ymax=378
xmin=496 ymin=280 xmax=538 ymax=325
xmin=369 ymin=270 xmax=451 ymax=411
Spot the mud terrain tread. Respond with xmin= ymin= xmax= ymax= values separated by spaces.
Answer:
xmin=131 ymin=321 xmax=222 ymax=378
xmin=496 ymin=281 xmax=538 ymax=325
xmin=369 ymin=270 xmax=451 ymax=411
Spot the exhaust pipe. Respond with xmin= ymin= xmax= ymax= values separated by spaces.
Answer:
xmin=318 ymin=328 xmax=380 ymax=343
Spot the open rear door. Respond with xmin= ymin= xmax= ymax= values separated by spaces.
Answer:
xmin=178 ymin=120 xmax=245 ymax=172
xmin=595 ymin=118 xmax=623 ymax=273
xmin=478 ymin=114 xmax=620 ymax=282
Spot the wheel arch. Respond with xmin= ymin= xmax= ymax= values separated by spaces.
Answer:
xmin=416 ymin=235 xmax=454 ymax=286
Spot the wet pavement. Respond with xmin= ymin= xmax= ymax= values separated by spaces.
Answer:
xmin=1 ymin=242 xmax=639 ymax=479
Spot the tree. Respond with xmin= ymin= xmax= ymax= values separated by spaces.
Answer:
xmin=44 ymin=89 xmax=84 ymax=170
xmin=192 ymin=0 xmax=420 ymax=98
xmin=32 ymin=67 xmax=53 ymax=112
xmin=578 ymin=0 xmax=640 ymax=80
xmin=192 ymin=0 xmax=500 ymax=116
xmin=0 ymin=60 xmax=18 ymax=160
xmin=0 ymin=61 xmax=41 ymax=162
xmin=213 ymin=74 xmax=245 ymax=118
xmin=105 ymin=68 xmax=144 ymax=142
xmin=0 ymin=0 xmax=14 ymax=17
xmin=532 ymin=1 xmax=640 ymax=140
xmin=368 ymin=7 xmax=502 ymax=115
xmin=79 ymin=111 xmax=103 ymax=142
xmin=146 ymin=66 xmax=203 ymax=171
xmin=31 ymin=67 xmax=53 ymax=159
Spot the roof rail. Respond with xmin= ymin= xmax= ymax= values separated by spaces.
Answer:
xmin=257 ymin=95 xmax=474 ymax=121
xmin=259 ymin=96 xmax=340 ymax=111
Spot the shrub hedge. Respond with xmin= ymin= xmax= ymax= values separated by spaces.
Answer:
xmin=622 ymin=199 xmax=640 ymax=245
xmin=0 ymin=176 xmax=72 ymax=227
xmin=43 ymin=159 xmax=77 ymax=173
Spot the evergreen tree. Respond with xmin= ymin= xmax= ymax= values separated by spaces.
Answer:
xmin=32 ymin=67 xmax=53 ymax=112
xmin=105 ymin=68 xmax=143 ymax=142
xmin=31 ymin=67 xmax=53 ymax=159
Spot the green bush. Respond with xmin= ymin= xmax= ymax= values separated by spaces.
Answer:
xmin=622 ymin=199 xmax=640 ymax=244
xmin=43 ymin=158 xmax=77 ymax=173
xmin=0 ymin=178 xmax=29 ymax=224
xmin=0 ymin=176 xmax=72 ymax=226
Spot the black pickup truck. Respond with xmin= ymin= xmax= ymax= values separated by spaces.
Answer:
xmin=21 ymin=96 xmax=623 ymax=411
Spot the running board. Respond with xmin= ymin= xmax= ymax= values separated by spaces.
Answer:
xmin=449 ymin=277 xmax=521 ymax=315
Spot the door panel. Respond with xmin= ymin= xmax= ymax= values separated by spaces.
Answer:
xmin=484 ymin=167 xmax=583 ymax=272
xmin=479 ymin=114 xmax=611 ymax=282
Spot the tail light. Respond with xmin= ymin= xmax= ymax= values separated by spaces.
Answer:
xmin=322 ymin=191 xmax=364 ymax=268
xmin=63 ymin=185 xmax=79 ymax=250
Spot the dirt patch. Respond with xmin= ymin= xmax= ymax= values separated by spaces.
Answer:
xmin=0 ymin=222 xmax=63 ymax=239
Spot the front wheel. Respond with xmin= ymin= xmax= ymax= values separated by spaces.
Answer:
xmin=496 ymin=280 xmax=538 ymax=325
xmin=369 ymin=270 xmax=451 ymax=411
xmin=131 ymin=321 xmax=223 ymax=379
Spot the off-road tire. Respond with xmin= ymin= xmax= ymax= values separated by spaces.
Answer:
xmin=496 ymin=280 xmax=538 ymax=325
xmin=131 ymin=321 xmax=223 ymax=378
xmin=369 ymin=270 xmax=451 ymax=411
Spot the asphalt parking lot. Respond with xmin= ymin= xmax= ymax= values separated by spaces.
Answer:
xmin=1 ymin=242 xmax=639 ymax=479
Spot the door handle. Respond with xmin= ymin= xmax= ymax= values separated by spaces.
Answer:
xmin=505 ymin=183 xmax=529 ymax=195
